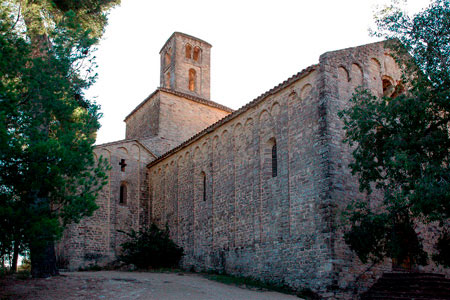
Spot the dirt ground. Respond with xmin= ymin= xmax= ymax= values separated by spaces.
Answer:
xmin=0 ymin=271 xmax=302 ymax=300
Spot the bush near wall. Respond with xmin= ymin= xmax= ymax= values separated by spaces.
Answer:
xmin=118 ymin=224 xmax=183 ymax=269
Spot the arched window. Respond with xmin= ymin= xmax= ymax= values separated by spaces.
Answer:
xmin=189 ymin=68 xmax=196 ymax=92
xmin=271 ymin=140 xmax=277 ymax=177
xmin=201 ymin=171 xmax=206 ymax=201
xmin=382 ymin=77 xmax=404 ymax=99
xmin=193 ymin=47 xmax=201 ymax=62
xmin=264 ymin=138 xmax=277 ymax=178
xmin=185 ymin=44 xmax=192 ymax=59
xmin=383 ymin=78 xmax=394 ymax=97
xmin=119 ymin=182 xmax=127 ymax=205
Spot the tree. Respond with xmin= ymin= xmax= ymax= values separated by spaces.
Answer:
xmin=339 ymin=0 xmax=450 ymax=267
xmin=0 ymin=0 xmax=119 ymax=277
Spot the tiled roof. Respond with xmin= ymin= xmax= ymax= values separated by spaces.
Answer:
xmin=147 ymin=64 xmax=318 ymax=168
xmin=95 ymin=138 xmax=139 ymax=148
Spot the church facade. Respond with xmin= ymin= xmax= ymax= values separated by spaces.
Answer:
xmin=57 ymin=32 xmax=447 ymax=299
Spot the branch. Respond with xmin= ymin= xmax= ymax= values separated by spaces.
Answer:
xmin=10 ymin=1 xmax=22 ymax=32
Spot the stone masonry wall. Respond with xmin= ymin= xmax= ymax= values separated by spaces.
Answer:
xmin=125 ymin=89 xmax=230 ymax=146
xmin=57 ymin=141 xmax=154 ymax=270
xmin=319 ymin=42 xmax=398 ymax=297
xmin=147 ymin=68 xmax=339 ymax=295
xmin=158 ymin=91 xmax=230 ymax=143
xmin=159 ymin=33 xmax=211 ymax=99
xmin=59 ymin=38 xmax=450 ymax=298
xmin=125 ymin=93 xmax=160 ymax=140
xmin=146 ymin=41 xmax=450 ymax=298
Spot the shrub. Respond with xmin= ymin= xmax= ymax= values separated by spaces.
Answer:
xmin=78 ymin=264 xmax=102 ymax=271
xmin=15 ymin=270 xmax=30 ymax=280
xmin=118 ymin=224 xmax=183 ymax=269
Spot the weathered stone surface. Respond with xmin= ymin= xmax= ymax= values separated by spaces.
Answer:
xmin=58 ymin=34 xmax=449 ymax=299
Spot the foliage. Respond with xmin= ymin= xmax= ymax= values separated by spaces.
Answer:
xmin=78 ymin=264 xmax=102 ymax=272
xmin=118 ymin=224 xmax=184 ymax=269
xmin=0 ymin=0 xmax=119 ymax=276
xmin=343 ymin=203 xmax=427 ymax=265
xmin=204 ymin=272 xmax=320 ymax=299
xmin=339 ymin=0 xmax=450 ymax=267
xmin=433 ymin=230 xmax=450 ymax=267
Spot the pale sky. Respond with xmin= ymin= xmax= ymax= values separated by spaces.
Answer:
xmin=88 ymin=0 xmax=431 ymax=145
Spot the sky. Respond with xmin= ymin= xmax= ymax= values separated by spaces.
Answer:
xmin=89 ymin=0 xmax=432 ymax=145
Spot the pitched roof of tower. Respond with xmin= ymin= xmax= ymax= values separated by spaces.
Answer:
xmin=159 ymin=32 xmax=212 ymax=53
xmin=147 ymin=64 xmax=318 ymax=167
xmin=123 ymin=88 xmax=233 ymax=122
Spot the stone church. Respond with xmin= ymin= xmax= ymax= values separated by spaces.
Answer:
xmin=57 ymin=32 xmax=448 ymax=298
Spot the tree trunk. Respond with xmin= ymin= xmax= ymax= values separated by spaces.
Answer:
xmin=30 ymin=240 xmax=59 ymax=278
xmin=11 ymin=241 xmax=19 ymax=272
xmin=28 ymin=192 xmax=59 ymax=278
xmin=22 ymin=5 xmax=57 ymax=278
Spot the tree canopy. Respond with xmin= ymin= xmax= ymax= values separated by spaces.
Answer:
xmin=339 ymin=0 xmax=450 ymax=268
xmin=0 ymin=0 xmax=119 ymax=276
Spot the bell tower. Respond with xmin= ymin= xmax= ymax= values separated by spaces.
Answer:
xmin=160 ymin=32 xmax=211 ymax=99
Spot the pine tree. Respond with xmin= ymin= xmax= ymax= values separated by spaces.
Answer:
xmin=0 ymin=0 xmax=119 ymax=277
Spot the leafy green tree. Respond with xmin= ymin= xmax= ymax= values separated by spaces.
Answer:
xmin=0 ymin=0 xmax=119 ymax=277
xmin=339 ymin=0 xmax=450 ymax=267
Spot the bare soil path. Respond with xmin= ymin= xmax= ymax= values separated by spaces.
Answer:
xmin=0 ymin=271 xmax=302 ymax=300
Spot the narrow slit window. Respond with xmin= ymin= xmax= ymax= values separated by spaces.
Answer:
xmin=202 ymin=172 xmax=206 ymax=201
xmin=189 ymin=69 xmax=196 ymax=92
xmin=119 ymin=183 xmax=127 ymax=205
xmin=272 ymin=142 xmax=277 ymax=177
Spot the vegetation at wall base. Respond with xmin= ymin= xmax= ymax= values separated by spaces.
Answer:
xmin=78 ymin=264 xmax=103 ymax=272
xmin=339 ymin=0 xmax=450 ymax=267
xmin=118 ymin=224 xmax=184 ymax=269
xmin=204 ymin=272 xmax=319 ymax=299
